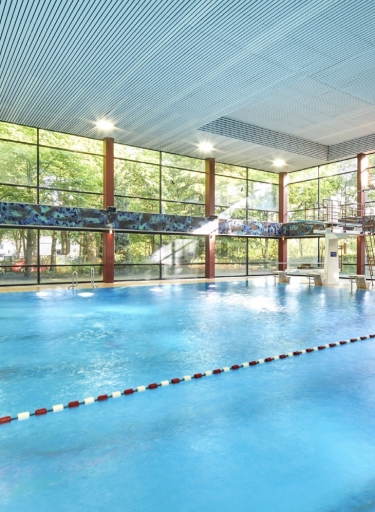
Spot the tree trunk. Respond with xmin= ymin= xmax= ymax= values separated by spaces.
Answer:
xmin=50 ymin=230 xmax=57 ymax=269
xmin=25 ymin=230 xmax=35 ymax=275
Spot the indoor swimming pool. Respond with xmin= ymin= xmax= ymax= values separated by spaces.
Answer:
xmin=1 ymin=280 xmax=375 ymax=511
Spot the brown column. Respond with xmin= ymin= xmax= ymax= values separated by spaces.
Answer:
xmin=278 ymin=172 xmax=288 ymax=270
xmin=357 ymin=153 xmax=368 ymax=275
xmin=103 ymin=137 xmax=115 ymax=283
xmin=205 ymin=158 xmax=215 ymax=278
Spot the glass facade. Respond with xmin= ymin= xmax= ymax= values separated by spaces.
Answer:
xmin=215 ymin=237 xmax=278 ymax=277
xmin=215 ymin=163 xmax=279 ymax=222
xmin=0 ymin=120 xmax=371 ymax=285
xmin=114 ymin=233 xmax=205 ymax=280
xmin=114 ymin=144 xmax=205 ymax=216
xmin=0 ymin=228 xmax=103 ymax=285
xmin=288 ymin=159 xmax=357 ymax=221
xmin=0 ymin=123 xmax=103 ymax=208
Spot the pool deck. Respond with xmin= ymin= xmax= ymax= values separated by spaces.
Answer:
xmin=0 ymin=275 xmax=358 ymax=293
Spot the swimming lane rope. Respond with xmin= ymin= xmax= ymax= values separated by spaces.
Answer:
xmin=1 ymin=334 xmax=374 ymax=426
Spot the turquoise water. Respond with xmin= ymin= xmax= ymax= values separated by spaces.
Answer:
xmin=1 ymin=279 xmax=375 ymax=511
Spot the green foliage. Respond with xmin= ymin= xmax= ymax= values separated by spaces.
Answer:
xmin=39 ymin=130 xmax=102 ymax=154
xmin=0 ymin=121 xmax=37 ymax=143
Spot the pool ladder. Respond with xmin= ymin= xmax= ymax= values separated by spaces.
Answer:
xmin=68 ymin=271 xmax=78 ymax=290
xmin=90 ymin=267 xmax=98 ymax=288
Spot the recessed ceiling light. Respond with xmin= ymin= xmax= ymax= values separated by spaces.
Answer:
xmin=198 ymin=142 xmax=213 ymax=152
xmin=273 ymin=159 xmax=285 ymax=167
xmin=96 ymin=119 xmax=114 ymax=131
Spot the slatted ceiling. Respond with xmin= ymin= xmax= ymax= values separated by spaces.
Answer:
xmin=2 ymin=1 xmax=375 ymax=172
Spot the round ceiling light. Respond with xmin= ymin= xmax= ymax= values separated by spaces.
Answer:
xmin=273 ymin=159 xmax=286 ymax=167
xmin=96 ymin=119 xmax=114 ymax=131
xmin=198 ymin=142 xmax=213 ymax=152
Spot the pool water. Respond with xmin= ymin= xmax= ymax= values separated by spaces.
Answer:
xmin=1 ymin=279 xmax=375 ymax=511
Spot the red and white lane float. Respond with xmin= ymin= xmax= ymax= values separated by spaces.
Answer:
xmin=1 ymin=334 xmax=374 ymax=426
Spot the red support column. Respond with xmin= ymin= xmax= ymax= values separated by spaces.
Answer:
xmin=357 ymin=153 xmax=368 ymax=275
xmin=103 ymin=137 xmax=115 ymax=283
xmin=205 ymin=158 xmax=215 ymax=278
xmin=278 ymin=172 xmax=288 ymax=271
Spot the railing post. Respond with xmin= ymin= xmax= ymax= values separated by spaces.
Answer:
xmin=357 ymin=153 xmax=367 ymax=275
xmin=103 ymin=137 xmax=115 ymax=283
xmin=205 ymin=158 xmax=215 ymax=279
xmin=278 ymin=172 xmax=288 ymax=270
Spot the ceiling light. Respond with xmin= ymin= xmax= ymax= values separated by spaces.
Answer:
xmin=96 ymin=119 xmax=114 ymax=131
xmin=273 ymin=159 xmax=285 ymax=167
xmin=198 ymin=142 xmax=213 ymax=152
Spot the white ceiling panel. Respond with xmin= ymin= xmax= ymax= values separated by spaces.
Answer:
xmin=2 ymin=0 xmax=375 ymax=172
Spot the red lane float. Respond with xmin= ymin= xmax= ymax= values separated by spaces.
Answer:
xmin=2 ymin=333 xmax=374 ymax=426
xmin=35 ymin=408 xmax=47 ymax=416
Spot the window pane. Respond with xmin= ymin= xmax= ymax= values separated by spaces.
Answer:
xmin=160 ymin=235 xmax=205 ymax=264
xmin=248 ymin=210 xmax=278 ymax=222
xmin=162 ymin=201 xmax=205 ymax=216
xmin=215 ymin=162 xmax=246 ymax=178
xmin=39 ymin=189 xmax=103 ymax=209
xmin=39 ymin=147 xmax=103 ymax=194
xmin=39 ymin=265 xmax=103 ymax=284
xmin=0 ymin=268 xmax=38 ymax=285
xmin=39 ymin=231 xmax=102 ymax=265
xmin=39 ymin=130 xmax=103 ymax=154
xmin=0 ymin=140 xmax=37 ymax=186
xmin=162 ymin=153 xmax=204 ymax=172
xmin=114 ymin=144 xmax=160 ymax=164
xmin=0 ymin=121 xmax=37 ymax=144
xmin=160 ymin=235 xmax=205 ymax=278
xmin=247 ymin=182 xmax=278 ymax=210
xmin=162 ymin=168 xmax=205 ymax=203
xmin=215 ymin=263 xmax=246 ymax=276
xmin=114 ymin=160 xmax=159 ymax=199
xmin=287 ymin=238 xmax=320 ymax=269
xmin=248 ymin=239 xmax=277 ymax=274
xmin=288 ymin=180 xmax=319 ymax=214
xmin=215 ymin=237 xmax=246 ymax=263
xmin=115 ymin=233 xmax=160 ymax=264
xmin=215 ymin=176 xmax=246 ymax=209
xmin=339 ymin=238 xmax=357 ymax=277
xmin=115 ymin=196 xmax=159 ymax=213
xmin=319 ymin=172 xmax=357 ymax=204
xmin=114 ymin=264 xmax=160 ymax=281
xmin=0 ymin=228 xmax=38 ymax=284
xmin=162 ymin=263 xmax=205 ymax=279
xmin=248 ymin=168 xmax=279 ymax=184
xmin=0 ymin=185 xmax=37 ymax=203
xmin=215 ymin=236 xmax=247 ymax=276
xmin=289 ymin=167 xmax=318 ymax=183
xmin=319 ymin=159 xmax=357 ymax=177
